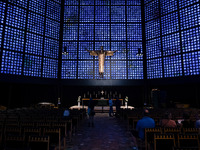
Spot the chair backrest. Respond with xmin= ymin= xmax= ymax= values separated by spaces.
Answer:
xmin=145 ymin=128 xmax=162 ymax=144
xmin=43 ymin=128 xmax=61 ymax=150
xmin=178 ymin=134 xmax=200 ymax=149
xmin=28 ymin=135 xmax=49 ymax=150
xmin=163 ymin=127 xmax=181 ymax=141
xmin=154 ymin=133 xmax=175 ymax=150
xmin=5 ymin=135 xmax=25 ymax=149
xmin=182 ymin=128 xmax=199 ymax=134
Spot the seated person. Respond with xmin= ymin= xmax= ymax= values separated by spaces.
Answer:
xmin=195 ymin=114 xmax=200 ymax=128
xmin=160 ymin=112 xmax=176 ymax=128
xmin=181 ymin=112 xmax=194 ymax=128
xmin=136 ymin=109 xmax=155 ymax=140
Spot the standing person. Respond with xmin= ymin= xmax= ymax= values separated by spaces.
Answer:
xmin=115 ymin=97 xmax=121 ymax=118
xmin=136 ymin=109 xmax=155 ymax=141
xmin=109 ymin=97 xmax=114 ymax=117
xmin=88 ymin=97 xmax=95 ymax=127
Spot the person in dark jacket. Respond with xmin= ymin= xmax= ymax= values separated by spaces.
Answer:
xmin=88 ymin=97 xmax=95 ymax=127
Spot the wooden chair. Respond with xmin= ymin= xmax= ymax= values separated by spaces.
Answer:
xmin=28 ymin=135 xmax=49 ymax=150
xmin=43 ymin=128 xmax=61 ymax=150
xmin=177 ymin=134 xmax=200 ymax=150
xmin=163 ymin=128 xmax=181 ymax=142
xmin=154 ymin=133 xmax=175 ymax=150
xmin=5 ymin=126 xmax=21 ymax=136
xmin=4 ymin=135 xmax=25 ymax=150
xmin=127 ymin=116 xmax=139 ymax=130
xmin=24 ymin=127 xmax=42 ymax=144
xmin=182 ymin=128 xmax=199 ymax=134
xmin=145 ymin=128 xmax=162 ymax=150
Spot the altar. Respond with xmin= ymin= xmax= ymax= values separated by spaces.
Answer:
xmin=82 ymin=98 xmax=124 ymax=106
xmin=70 ymin=98 xmax=134 ymax=112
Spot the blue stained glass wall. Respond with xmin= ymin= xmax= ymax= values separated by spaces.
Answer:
xmin=62 ymin=0 xmax=143 ymax=79
xmin=145 ymin=0 xmax=200 ymax=78
xmin=0 ymin=0 xmax=60 ymax=78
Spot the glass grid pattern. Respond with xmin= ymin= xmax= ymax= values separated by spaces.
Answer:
xmin=160 ymin=0 xmax=177 ymax=15
xmin=63 ymin=24 xmax=78 ymax=40
xmin=78 ymin=42 xmax=94 ymax=59
xmin=79 ymin=24 xmax=94 ymax=41
xmin=145 ymin=0 xmax=200 ymax=79
xmin=23 ymin=54 xmax=42 ymax=77
xmin=145 ymin=0 xmax=159 ymax=21
xmin=180 ymin=4 xmax=200 ymax=30
xmin=127 ymin=42 xmax=143 ymax=60
xmin=127 ymin=0 xmax=141 ymax=6
xmin=95 ymin=0 xmax=110 ymax=5
xmin=95 ymin=42 xmax=110 ymax=51
xmin=45 ymin=18 xmax=60 ymax=39
xmin=62 ymin=42 xmax=77 ymax=60
xmin=25 ymin=32 xmax=43 ymax=55
xmin=183 ymin=51 xmax=200 ymax=76
xmin=0 ymin=1 xmax=6 ymax=24
xmin=111 ymin=6 xmax=125 ymax=22
xmin=162 ymin=33 xmax=181 ymax=56
xmin=80 ymin=6 xmax=94 ymax=22
xmin=164 ymin=55 xmax=182 ymax=77
xmin=95 ymin=24 xmax=110 ymax=41
xmin=27 ymin=12 xmax=44 ymax=35
xmin=145 ymin=18 xmax=160 ymax=40
xmin=179 ymin=0 xmax=199 ymax=9
xmin=95 ymin=6 xmax=110 ymax=22
xmin=4 ymin=26 xmax=25 ymax=52
xmin=181 ymin=27 xmax=200 ymax=52
xmin=127 ymin=6 xmax=141 ymax=22
xmin=146 ymin=38 xmax=161 ymax=59
xmin=1 ymin=0 xmax=61 ymax=78
xmin=64 ymin=6 xmax=78 ymax=23
xmin=44 ymin=38 xmax=59 ymax=59
xmin=46 ymin=0 xmax=61 ymax=21
xmin=78 ymin=61 xmax=93 ymax=79
xmin=161 ymin=12 xmax=179 ymax=35
xmin=64 ymin=0 xmax=79 ymax=5
xmin=29 ymin=0 xmax=46 ymax=15
xmin=147 ymin=59 xmax=163 ymax=79
xmin=1 ymin=50 xmax=23 ymax=75
xmin=80 ymin=0 xmax=94 ymax=5
xmin=127 ymin=24 xmax=142 ymax=41
xmin=111 ymin=0 xmax=125 ymax=5
xmin=43 ymin=58 xmax=58 ymax=78
xmin=111 ymin=42 xmax=126 ymax=60
xmin=111 ymin=24 xmax=126 ymax=40
xmin=6 ymin=4 xmax=27 ymax=30
xmin=0 ymin=25 xmax=3 ymax=48
xmin=95 ymin=60 xmax=110 ymax=79
xmin=62 ymin=61 xmax=77 ymax=79
xmin=8 ymin=0 xmax=28 ymax=8
xmin=128 ymin=61 xmax=143 ymax=79
xmin=111 ymin=61 xmax=127 ymax=79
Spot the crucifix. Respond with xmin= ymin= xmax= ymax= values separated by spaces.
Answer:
xmin=101 ymin=90 xmax=104 ymax=95
xmin=86 ymin=46 xmax=117 ymax=78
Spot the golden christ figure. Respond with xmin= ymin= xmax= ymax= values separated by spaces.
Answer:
xmin=86 ymin=46 xmax=117 ymax=78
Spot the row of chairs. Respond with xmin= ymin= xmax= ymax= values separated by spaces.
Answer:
xmin=0 ymin=108 xmax=87 ymax=150
xmin=145 ymin=128 xmax=200 ymax=150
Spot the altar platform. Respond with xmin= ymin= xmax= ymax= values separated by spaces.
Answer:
xmin=70 ymin=105 xmax=134 ymax=112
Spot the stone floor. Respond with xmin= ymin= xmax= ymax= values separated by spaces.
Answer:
xmin=66 ymin=113 xmax=135 ymax=150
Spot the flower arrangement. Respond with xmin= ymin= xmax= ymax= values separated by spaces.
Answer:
xmin=125 ymin=96 xmax=128 ymax=102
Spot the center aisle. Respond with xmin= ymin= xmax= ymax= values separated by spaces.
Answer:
xmin=67 ymin=113 xmax=134 ymax=150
